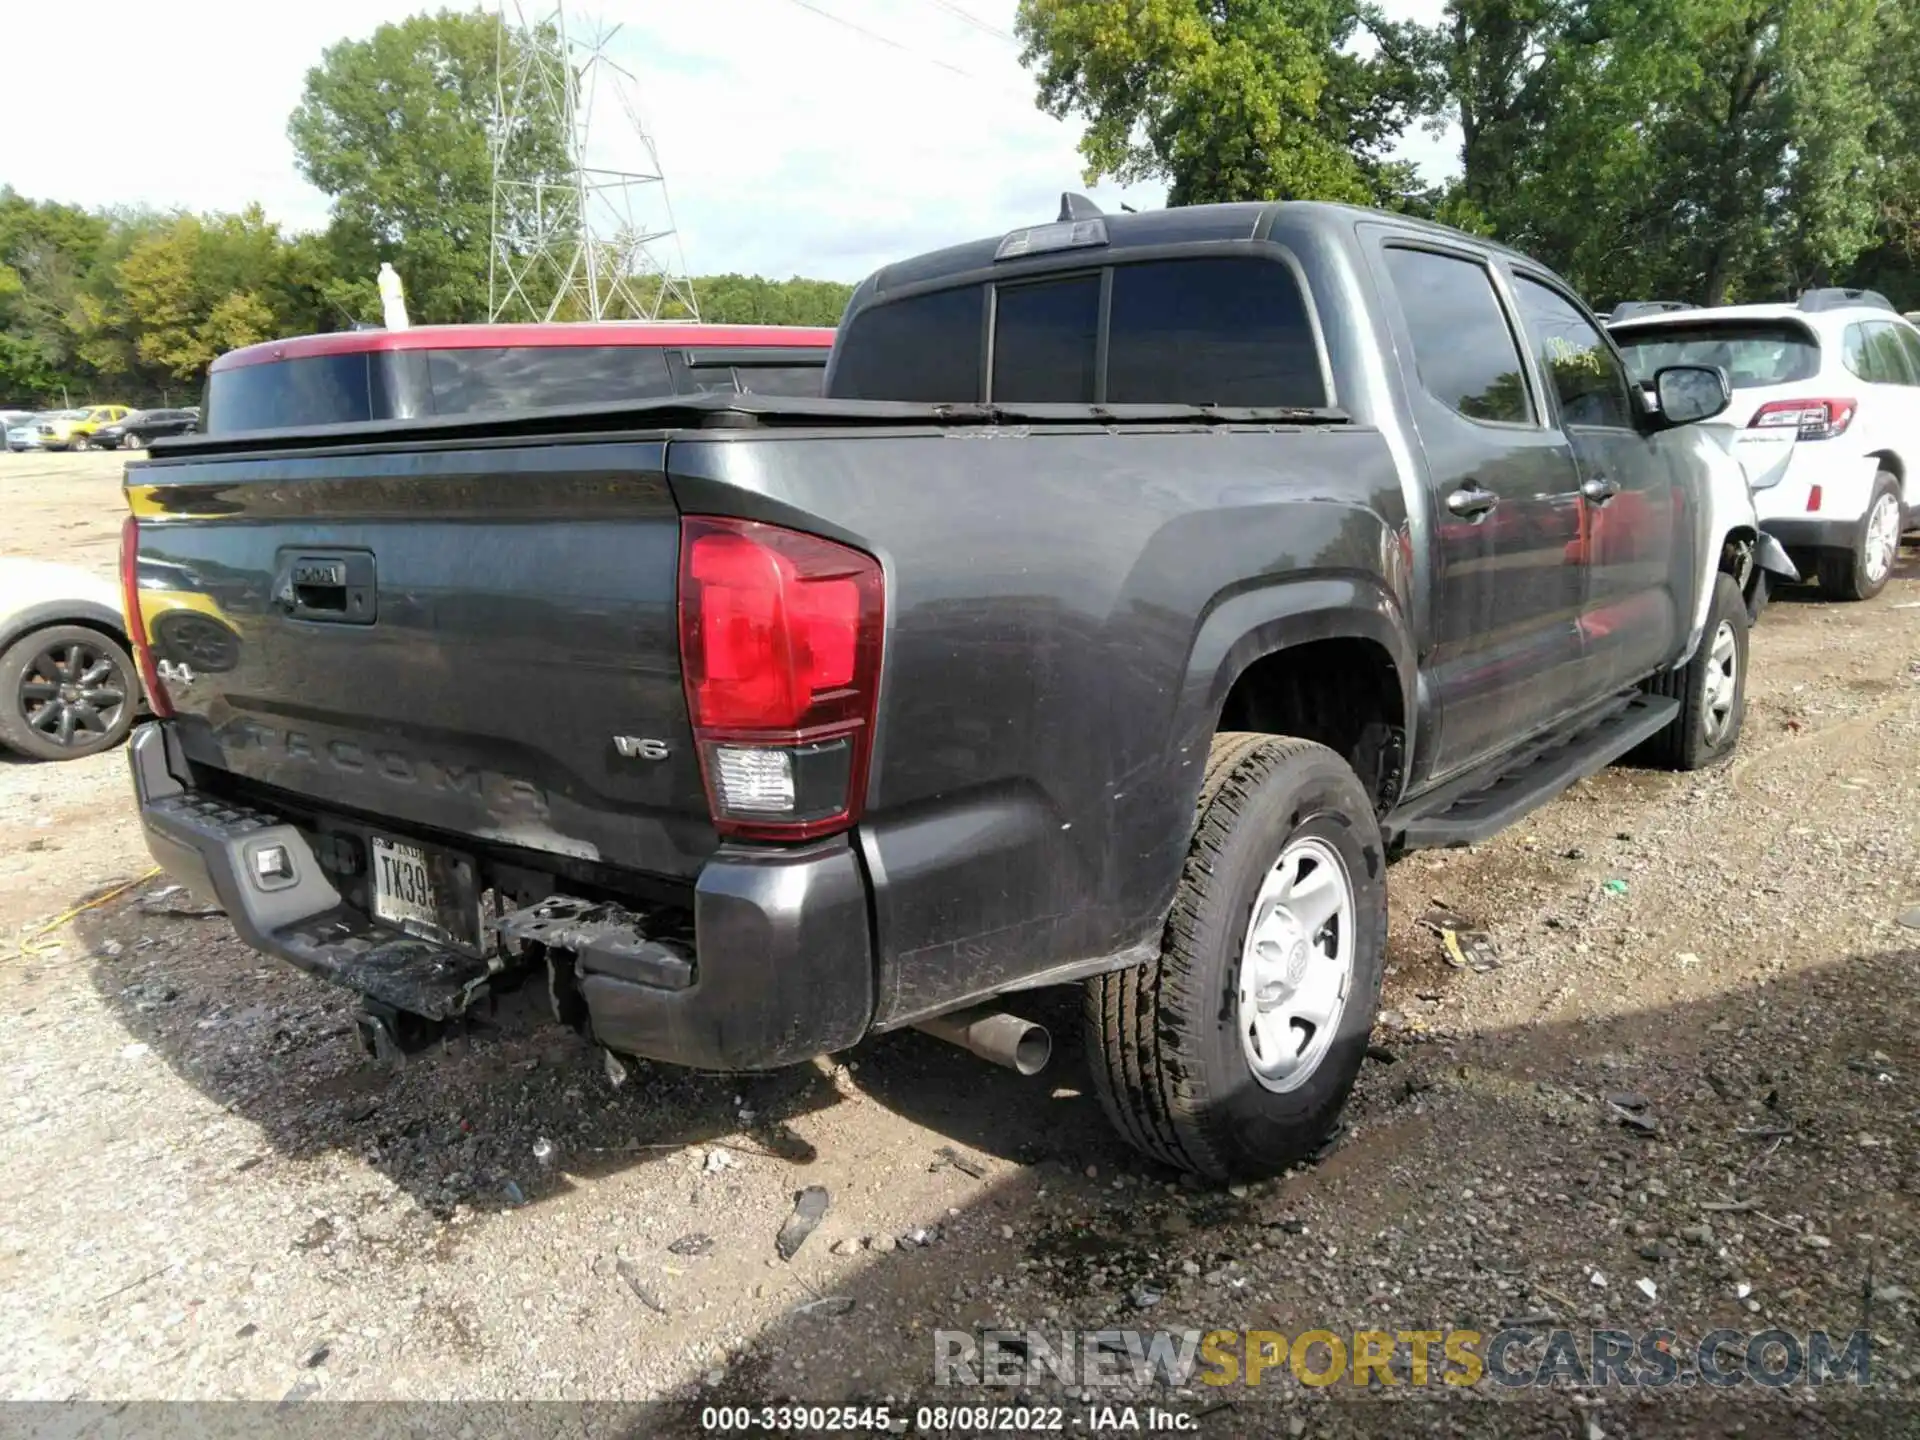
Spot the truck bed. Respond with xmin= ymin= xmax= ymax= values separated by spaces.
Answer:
xmin=126 ymin=393 xmax=1399 ymax=1050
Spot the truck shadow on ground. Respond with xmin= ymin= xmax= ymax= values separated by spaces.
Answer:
xmin=655 ymin=942 xmax=1920 ymax=1438
xmin=63 ymin=876 xmax=1920 ymax=1432
xmin=73 ymin=882 xmax=1136 ymax=1221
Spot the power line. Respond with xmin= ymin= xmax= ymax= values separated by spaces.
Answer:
xmin=776 ymin=0 xmax=982 ymax=82
xmin=916 ymin=0 xmax=1019 ymax=46
xmin=772 ymin=0 xmax=1057 ymax=121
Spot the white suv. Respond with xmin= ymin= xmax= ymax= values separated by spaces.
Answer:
xmin=1610 ymin=289 xmax=1919 ymax=600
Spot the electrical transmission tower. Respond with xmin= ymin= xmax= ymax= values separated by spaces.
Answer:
xmin=489 ymin=0 xmax=699 ymax=322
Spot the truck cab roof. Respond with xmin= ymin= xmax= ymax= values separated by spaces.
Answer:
xmin=857 ymin=197 xmax=1530 ymax=302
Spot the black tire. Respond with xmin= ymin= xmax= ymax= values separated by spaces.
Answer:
xmin=0 ymin=625 xmax=138 ymax=762
xmin=69 ymin=433 xmax=89 ymax=452
xmin=1816 ymin=472 xmax=1901 ymax=601
xmin=1637 ymin=571 xmax=1748 ymax=771
xmin=1084 ymin=733 xmax=1387 ymax=1181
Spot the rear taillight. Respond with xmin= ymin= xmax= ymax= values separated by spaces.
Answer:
xmin=119 ymin=514 xmax=172 ymax=718
xmin=677 ymin=516 xmax=884 ymax=840
xmin=1750 ymin=397 xmax=1856 ymax=440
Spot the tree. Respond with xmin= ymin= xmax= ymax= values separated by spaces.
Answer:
xmin=689 ymin=275 xmax=854 ymax=327
xmin=0 ymin=189 xmax=109 ymax=400
xmin=115 ymin=208 xmax=319 ymax=384
xmin=1015 ymin=0 xmax=1432 ymax=207
xmin=288 ymin=7 xmax=571 ymax=324
xmin=1429 ymin=0 xmax=1889 ymax=305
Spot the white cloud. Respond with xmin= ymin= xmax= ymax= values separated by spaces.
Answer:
xmin=0 ymin=0 xmax=1460 ymax=285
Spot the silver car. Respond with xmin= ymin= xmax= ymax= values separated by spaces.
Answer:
xmin=6 ymin=412 xmax=54 ymax=452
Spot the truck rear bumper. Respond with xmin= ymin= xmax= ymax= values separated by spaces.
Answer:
xmin=128 ymin=722 xmax=874 ymax=1071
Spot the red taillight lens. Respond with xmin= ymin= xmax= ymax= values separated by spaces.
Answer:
xmin=119 ymin=514 xmax=172 ymax=718
xmin=1749 ymin=397 xmax=1856 ymax=440
xmin=678 ymin=516 xmax=884 ymax=840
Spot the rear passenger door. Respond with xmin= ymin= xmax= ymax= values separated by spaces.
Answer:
xmin=1373 ymin=241 xmax=1589 ymax=780
xmin=1851 ymin=321 xmax=1920 ymax=512
xmin=1508 ymin=271 xmax=1680 ymax=696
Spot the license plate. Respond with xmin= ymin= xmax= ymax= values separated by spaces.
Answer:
xmin=369 ymin=832 xmax=490 ymax=954
xmin=370 ymin=838 xmax=441 ymax=933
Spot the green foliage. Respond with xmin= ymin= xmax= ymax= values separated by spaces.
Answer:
xmin=690 ymin=275 xmax=854 ymax=327
xmin=1432 ymin=0 xmax=1895 ymax=304
xmin=1015 ymin=0 xmax=1915 ymax=308
xmin=288 ymin=7 xmax=572 ymax=325
xmin=1014 ymin=0 xmax=1430 ymax=207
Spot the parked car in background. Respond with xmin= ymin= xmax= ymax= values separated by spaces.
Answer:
xmin=0 ymin=557 xmax=140 ymax=761
xmin=201 ymin=323 xmax=835 ymax=434
xmin=38 ymin=404 xmax=134 ymax=451
xmin=0 ymin=409 xmax=36 ymax=440
xmin=125 ymin=197 xmax=1778 ymax=1179
xmin=9 ymin=411 xmax=57 ymax=450
xmin=94 ymin=408 xmax=201 ymax=450
xmin=1610 ymin=289 xmax=1920 ymax=600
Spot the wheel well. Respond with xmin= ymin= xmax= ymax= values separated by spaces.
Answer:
xmin=5 ymin=616 xmax=133 ymax=657
xmin=1869 ymin=451 xmax=1904 ymax=485
xmin=1216 ymin=637 xmax=1405 ymax=811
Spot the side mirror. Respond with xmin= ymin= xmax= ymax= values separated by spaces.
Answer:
xmin=1651 ymin=364 xmax=1731 ymax=428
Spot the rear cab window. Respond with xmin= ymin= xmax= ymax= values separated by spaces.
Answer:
xmin=1614 ymin=321 xmax=1821 ymax=391
xmin=829 ymin=254 xmax=1329 ymax=407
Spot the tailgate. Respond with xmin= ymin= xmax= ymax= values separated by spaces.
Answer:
xmin=128 ymin=440 xmax=715 ymax=877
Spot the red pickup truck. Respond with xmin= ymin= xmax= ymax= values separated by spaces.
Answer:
xmin=198 ymin=322 xmax=836 ymax=435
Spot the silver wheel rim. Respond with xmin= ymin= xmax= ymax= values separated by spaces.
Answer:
xmin=1236 ymin=835 xmax=1354 ymax=1093
xmin=1702 ymin=618 xmax=1738 ymax=746
xmin=1864 ymin=492 xmax=1900 ymax=585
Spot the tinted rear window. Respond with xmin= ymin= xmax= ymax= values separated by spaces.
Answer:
xmin=830 ymin=255 xmax=1325 ymax=406
xmin=426 ymin=345 xmax=674 ymax=412
xmin=831 ymin=285 xmax=985 ymax=401
xmin=1107 ymin=257 xmax=1324 ymax=406
xmin=204 ymin=354 xmax=376 ymax=433
xmin=1613 ymin=321 xmax=1821 ymax=390
xmin=992 ymin=275 xmax=1100 ymax=402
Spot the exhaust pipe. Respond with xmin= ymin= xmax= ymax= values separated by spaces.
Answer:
xmin=914 ymin=1004 xmax=1052 ymax=1076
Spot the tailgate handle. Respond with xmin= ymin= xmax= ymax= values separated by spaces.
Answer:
xmin=274 ymin=550 xmax=377 ymax=625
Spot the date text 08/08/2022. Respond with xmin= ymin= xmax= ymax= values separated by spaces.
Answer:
xmin=698 ymin=1405 xmax=1198 ymax=1432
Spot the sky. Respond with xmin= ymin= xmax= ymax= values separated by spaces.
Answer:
xmin=0 ymin=0 xmax=1458 ymax=284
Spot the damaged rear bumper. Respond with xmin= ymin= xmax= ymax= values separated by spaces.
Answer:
xmin=128 ymin=722 xmax=874 ymax=1070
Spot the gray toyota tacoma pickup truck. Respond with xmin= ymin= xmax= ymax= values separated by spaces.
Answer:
xmin=121 ymin=199 xmax=1789 ymax=1180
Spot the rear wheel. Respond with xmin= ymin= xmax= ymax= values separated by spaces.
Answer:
xmin=1084 ymin=734 xmax=1386 ymax=1181
xmin=1817 ymin=473 xmax=1901 ymax=601
xmin=1638 ymin=571 xmax=1747 ymax=770
xmin=0 ymin=625 xmax=137 ymax=761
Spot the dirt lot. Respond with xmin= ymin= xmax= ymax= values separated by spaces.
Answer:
xmin=1 ymin=450 xmax=1916 ymax=1433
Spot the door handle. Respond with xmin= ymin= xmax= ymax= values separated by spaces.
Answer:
xmin=1445 ymin=485 xmax=1499 ymax=519
xmin=272 ymin=549 xmax=378 ymax=625
xmin=1581 ymin=475 xmax=1619 ymax=504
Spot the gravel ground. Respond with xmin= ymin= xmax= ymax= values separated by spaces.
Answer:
xmin=1 ymin=451 xmax=1916 ymax=1435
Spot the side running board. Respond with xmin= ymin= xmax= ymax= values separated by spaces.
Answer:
xmin=1388 ymin=692 xmax=1680 ymax=851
